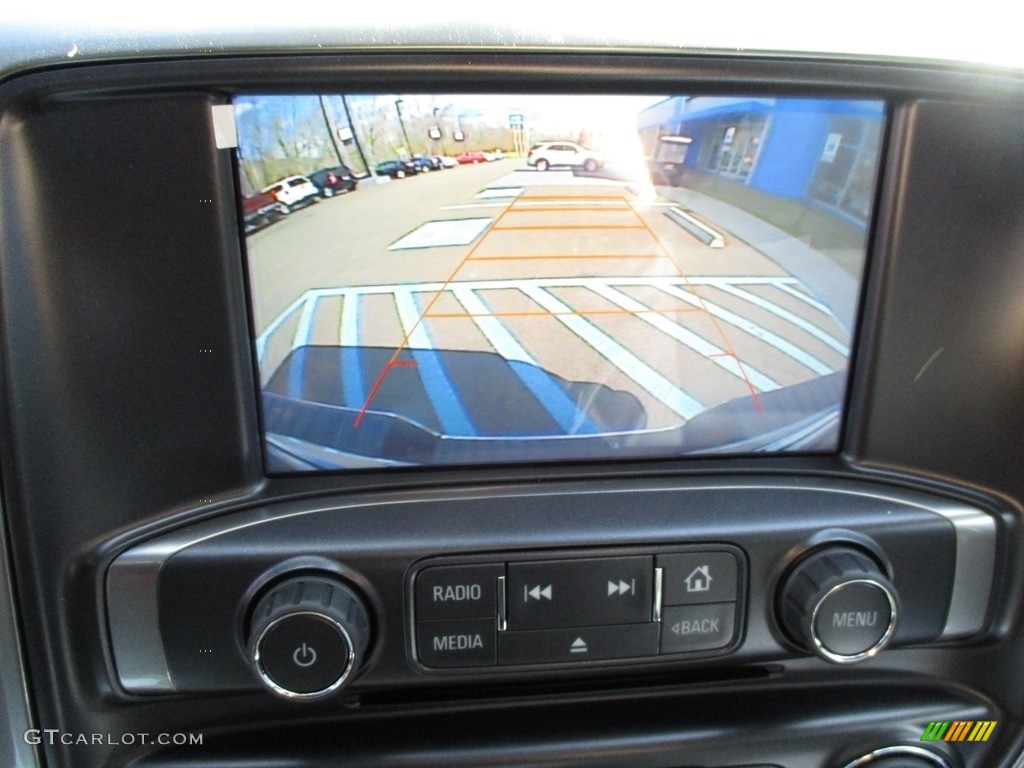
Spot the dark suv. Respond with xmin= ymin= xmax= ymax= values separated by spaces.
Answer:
xmin=309 ymin=165 xmax=358 ymax=196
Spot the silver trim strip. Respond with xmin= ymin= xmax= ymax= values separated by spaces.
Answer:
xmin=652 ymin=567 xmax=663 ymax=623
xmin=497 ymin=575 xmax=507 ymax=632
xmin=0 ymin=496 xmax=41 ymax=767
xmin=929 ymin=501 xmax=998 ymax=640
xmin=106 ymin=541 xmax=178 ymax=692
xmin=104 ymin=479 xmax=1000 ymax=693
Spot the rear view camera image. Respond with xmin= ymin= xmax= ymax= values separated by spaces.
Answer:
xmin=234 ymin=94 xmax=884 ymax=471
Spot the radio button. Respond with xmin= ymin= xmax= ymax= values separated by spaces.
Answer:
xmin=415 ymin=564 xmax=503 ymax=621
xmin=499 ymin=623 xmax=659 ymax=665
xmin=416 ymin=618 xmax=497 ymax=668
xmin=660 ymin=603 xmax=737 ymax=653
xmin=507 ymin=557 xmax=653 ymax=630
xmin=658 ymin=552 xmax=738 ymax=606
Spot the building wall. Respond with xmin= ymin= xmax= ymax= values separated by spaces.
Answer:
xmin=640 ymin=96 xmax=884 ymax=222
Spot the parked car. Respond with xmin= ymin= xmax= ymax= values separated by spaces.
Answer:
xmin=482 ymin=149 xmax=504 ymax=161
xmin=375 ymin=159 xmax=419 ymax=178
xmin=241 ymin=191 xmax=283 ymax=233
xmin=408 ymin=154 xmax=443 ymax=172
xmin=527 ymin=140 xmax=603 ymax=172
xmin=262 ymin=175 xmax=320 ymax=213
xmin=436 ymin=155 xmax=459 ymax=168
xmin=455 ymin=151 xmax=487 ymax=164
xmin=308 ymin=165 xmax=358 ymax=196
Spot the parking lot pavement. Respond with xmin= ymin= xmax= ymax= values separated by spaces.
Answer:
xmin=248 ymin=165 xmax=852 ymax=433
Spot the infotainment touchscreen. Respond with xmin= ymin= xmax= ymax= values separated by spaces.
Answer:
xmin=233 ymin=94 xmax=884 ymax=472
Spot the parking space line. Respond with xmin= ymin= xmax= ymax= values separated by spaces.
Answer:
xmin=519 ymin=284 xmax=705 ymax=419
xmin=340 ymin=295 xmax=365 ymax=408
xmin=623 ymin=194 xmax=765 ymax=411
xmin=514 ymin=193 xmax=631 ymax=201
xmin=713 ymin=283 xmax=849 ymax=353
xmin=506 ymin=204 xmax=633 ymax=212
xmin=656 ymin=284 xmax=833 ymax=375
xmin=450 ymin=287 xmax=600 ymax=435
xmin=490 ymin=224 xmax=646 ymax=231
xmin=425 ymin=307 xmax=704 ymax=319
xmin=293 ymin=296 xmax=317 ymax=349
xmin=355 ymin=198 xmax=519 ymax=428
xmin=776 ymin=282 xmax=835 ymax=317
xmin=256 ymin=294 xmax=307 ymax=363
xmin=440 ymin=203 xmax=509 ymax=210
xmin=394 ymin=289 xmax=477 ymax=436
xmin=470 ymin=254 xmax=666 ymax=261
xmin=286 ymin=296 xmax=319 ymax=397
xmin=295 ymin=276 xmax=801 ymax=299
xmin=588 ymin=283 xmax=779 ymax=392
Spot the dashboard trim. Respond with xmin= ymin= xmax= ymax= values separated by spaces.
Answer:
xmin=0 ymin=496 xmax=41 ymax=768
xmin=105 ymin=477 xmax=997 ymax=694
xmin=930 ymin=502 xmax=998 ymax=640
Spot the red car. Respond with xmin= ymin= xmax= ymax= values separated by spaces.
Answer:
xmin=455 ymin=151 xmax=486 ymax=164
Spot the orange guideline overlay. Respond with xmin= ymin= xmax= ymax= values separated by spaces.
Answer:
xmin=355 ymin=188 xmax=762 ymax=428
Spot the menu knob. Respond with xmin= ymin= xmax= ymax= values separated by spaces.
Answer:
xmin=778 ymin=547 xmax=898 ymax=664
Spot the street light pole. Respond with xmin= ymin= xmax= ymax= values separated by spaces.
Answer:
xmin=341 ymin=94 xmax=374 ymax=178
xmin=318 ymin=95 xmax=344 ymax=165
xmin=395 ymin=97 xmax=413 ymax=158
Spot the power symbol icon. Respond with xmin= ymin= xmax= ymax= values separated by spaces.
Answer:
xmin=292 ymin=642 xmax=318 ymax=667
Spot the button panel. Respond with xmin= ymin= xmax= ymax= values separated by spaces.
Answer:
xmin=411 ymin=546 xmax=745 ymax=672
xmin=507 ymin=556 xmax=653 ymax=629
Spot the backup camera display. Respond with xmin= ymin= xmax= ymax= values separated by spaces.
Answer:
xmin=234 ymin=94 xmax=883 ymax=472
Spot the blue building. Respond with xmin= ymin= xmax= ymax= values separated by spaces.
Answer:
xmin=637 ymin=97 xmax=885 ymax=226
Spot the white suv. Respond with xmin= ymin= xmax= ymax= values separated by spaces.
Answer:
xmin=263 ymin=175 xmax=320 ymax=213
xmin=527 ymin=141 xmax=603 ymax=172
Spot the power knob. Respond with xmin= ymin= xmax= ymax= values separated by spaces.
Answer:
xmin=247 ymin=575 xmax=370 ymax=699
xmin=778 ymin=547 xmax=898 ymax=664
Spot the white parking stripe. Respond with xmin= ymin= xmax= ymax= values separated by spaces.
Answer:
xmin=588 ymin=284 xmax=778 ymax=392
xmin=257 ymin=294 xmax=307 ymax=362
xmin=656 ymin=284 xmax=833 ymax=375
xmin=340 ymin=293 xmax=359 ymax=346
xmin=256 ymin=276 xmax=828 ymax=367
xmin=292 ymin=295 xmax=318 ymax=350
xmin=302 ymin=275 xmax=801 ymax=299
xmin=511 ymin=199 xmax=630 ymax=208
xmin=394 ymin=290 xmax=434 ymax=349
xmin=776 ymin=282 xmax=834 ymax=316
xmin=440 ymin=203 xmax=509 ymax=210
xmin=713 ymin=283 xmax=849 ymax=354
xmin=519 ymin=284 xmax=705 ymax=419
xmin=450 ymin=287 xmax=535 ymax=365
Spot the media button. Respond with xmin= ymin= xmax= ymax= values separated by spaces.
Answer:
xmin=416 ymin=618 xmax=496 ymax=668
xmin=415 ymin=564 xmax=503 ymax=620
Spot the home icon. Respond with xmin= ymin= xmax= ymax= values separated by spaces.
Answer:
xmin=684 ymin=565 xmax=713 ymax=593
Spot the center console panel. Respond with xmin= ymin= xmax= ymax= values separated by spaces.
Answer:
xmin=107 ymin=477 xmax=997 ymax=698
